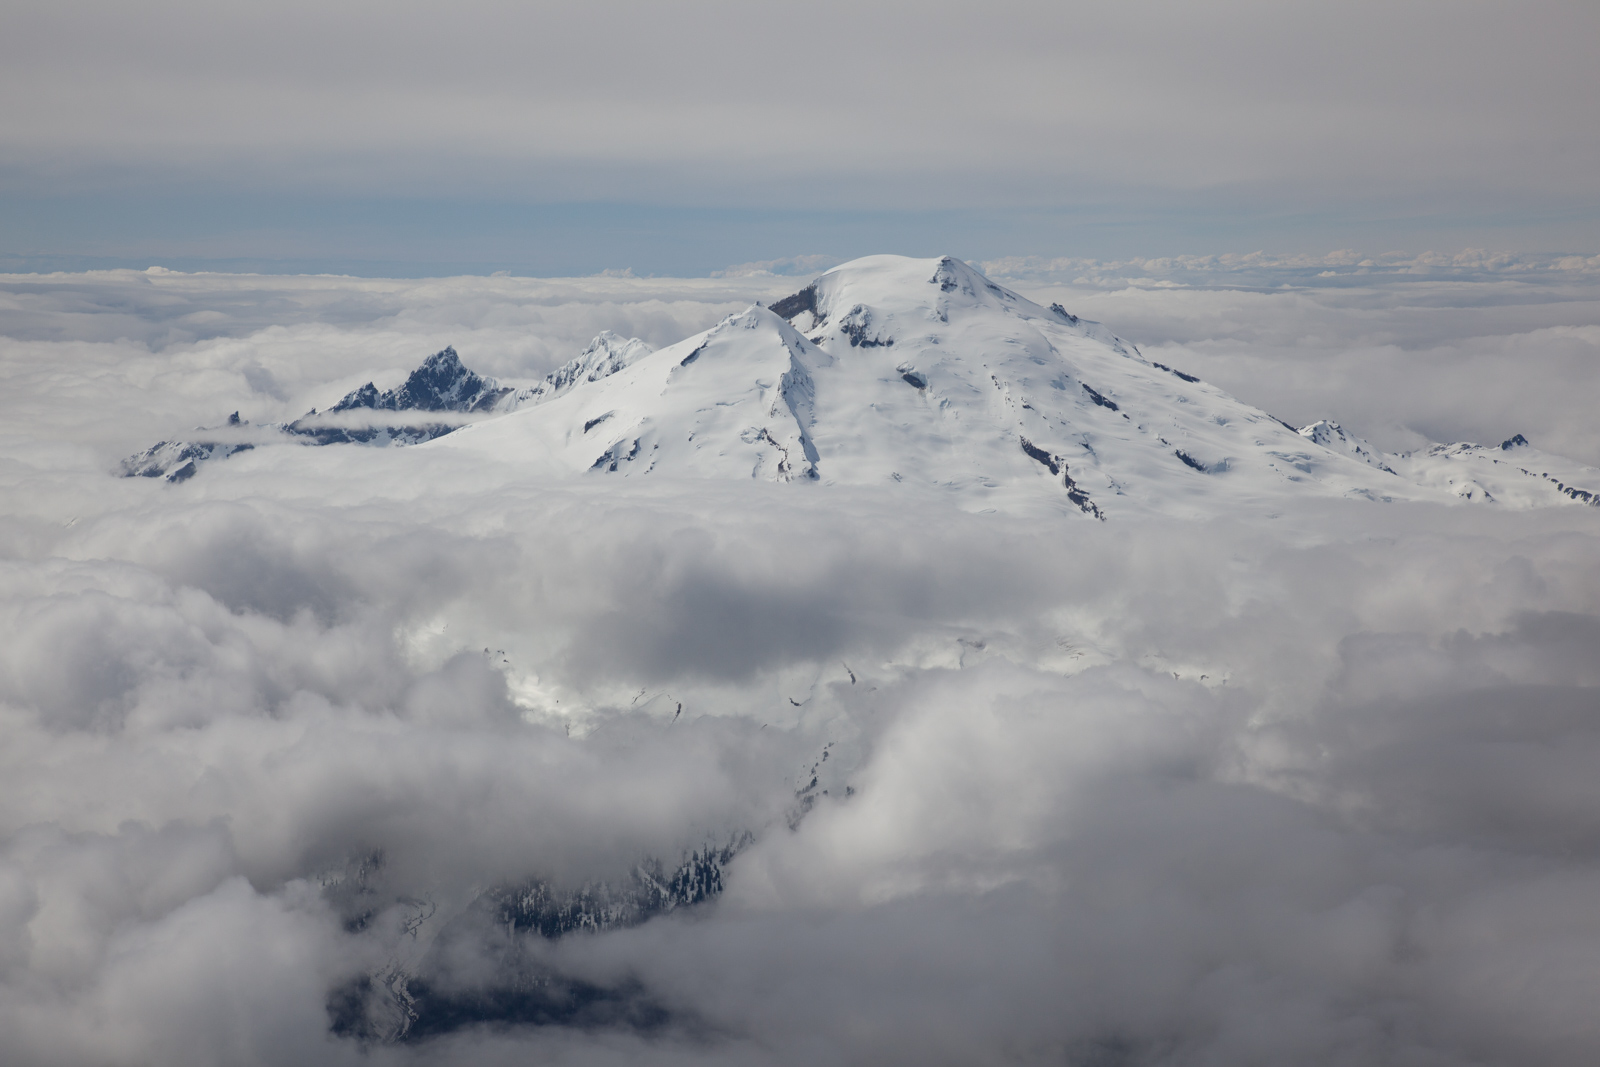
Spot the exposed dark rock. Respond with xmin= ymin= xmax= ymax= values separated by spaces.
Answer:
xmin=1081 ymin=383 xmax=1119 ymax=411
xmin=838 ymin=305 xmax=892 ymax=348
xmin=929 ymin=256 xmax=974 ymax=296
xmin=331 ymin=346 xmax=510 ymax=414
xmin=327 ymin=842 xmax=744 ymax=1046
xmin=490 ymin=843 xmax=743 ymax=940
xmin=294 ymin=423 xmax=459 ymax=447
xmin=333 ymin=382 xmax=382 ymax=412
xmin=1049 ymin=302 xmax=1081 ymax=326
xmin=1153 ymin=362 xmax=1201 ymax=384
xmin=401 ymin=974 xmax=672 ymax=1043
xmin=1064 ymin=475 xmax=1104 ymax=520
xmin=767 ymin=284 xmax=817 ymax=320
xmin=591 ymin=438 xmax=642 ymax=472
xmin=286 ymin=346 xmax=509 ymax=445
xmin=1019 ymin=437 xmax=1061 ymax=476
xmin=1020 ymin=437 xmax=1104 ymax=519
xmin=123 ymin=346 xmax=511 ymax=481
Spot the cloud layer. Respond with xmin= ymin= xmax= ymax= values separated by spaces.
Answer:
xmin=2 ymin=267 xmax=1600 ymax=1064
xmin=991 ymin=257 xmax=1600 ymax=465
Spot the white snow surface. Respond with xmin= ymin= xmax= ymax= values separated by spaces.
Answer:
xmin=495 ymin=330 xmax=655 ymax=412
xmin=1300 ymin=419 xmax=1600 ymax=507
xmin=432 ymin=255 xmax=1598 ymax=518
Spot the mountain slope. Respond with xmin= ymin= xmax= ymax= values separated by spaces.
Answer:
xmin=494 ymin=331 xmax=655 ymax=412
xmin=436 ymin=256 xmax=1468 ymax=518
xmin=122 ymin=254 xmax=1600 ymax=516
xmin=440 ymin=306 xmax=823 ymax=483
xmin=331 ymin=346 xmax=510 ymax=415
xmin=120 ymin=334 xmax=653 ymax=481
xmin=1302 ymin=421 xmax=1599 ymax=507
xmin=768 ymin=254 xmax=1401 ymax=516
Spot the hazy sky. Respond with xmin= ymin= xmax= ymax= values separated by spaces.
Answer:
xmin=3 ymin=0 xmax=1597 ymax=273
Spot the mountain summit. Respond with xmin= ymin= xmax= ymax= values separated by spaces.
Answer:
xmin=438 ymin=255 xmax=1599 ymax=517
xmin=125 ymin=255 xmax=1599 ymax=515
xmin=330 ymin=346 xmax=510 ymax=415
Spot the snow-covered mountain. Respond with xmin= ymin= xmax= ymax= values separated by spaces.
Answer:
xmin=331 ymin=345 xmax=510 ymax=416
xmin=325 ymin=840 xmax=743 ymax=1043
xmin=123 ymin=254 xmax=1599 ymax=514
xmin=120 ymin=335 xmax=654 ymax=480
xmin=1300 ymin=421 xmax=1598 ymax=506
xmin=494 ymin=331 xmax=655 ymax=411
xmin=434 ymin=255 xmax=1598 ymax=518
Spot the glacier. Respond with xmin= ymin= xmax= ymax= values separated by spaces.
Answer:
xmin=126 ymin=255 xmax=1600 ymax=517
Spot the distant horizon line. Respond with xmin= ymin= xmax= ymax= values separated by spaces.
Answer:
xmin=2 ymin=247 xmax=1597 ymax=284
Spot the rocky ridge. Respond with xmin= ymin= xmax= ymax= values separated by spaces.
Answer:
xmin=120 ymin=335 xmax=655 ymax=481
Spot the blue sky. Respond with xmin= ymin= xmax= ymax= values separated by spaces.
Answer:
xmin=3 ymin=0 xmax=1597 ymax=276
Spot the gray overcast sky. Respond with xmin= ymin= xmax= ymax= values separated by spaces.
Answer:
xmin=3 ymin=0 xmax=1597 ymax=274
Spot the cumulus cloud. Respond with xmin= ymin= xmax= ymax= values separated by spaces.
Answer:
xmin=2 ymin=267 xmax=1600 ymax=1064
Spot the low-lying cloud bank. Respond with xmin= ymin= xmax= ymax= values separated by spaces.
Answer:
xmin=990 ymin=254 xmax=1600 ymax=466
xmin=1 ymin=264 xmax=1599 ymax=1065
